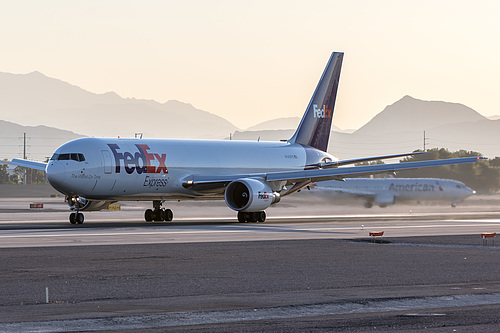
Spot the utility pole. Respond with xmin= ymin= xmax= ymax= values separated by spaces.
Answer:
xmin=23 ymin=133 xmax=27 ymax=185
xmin=423 ymin=131 xmax=427 ymax=152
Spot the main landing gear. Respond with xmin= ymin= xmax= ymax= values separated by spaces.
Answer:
xmin=145 ymin=200 xmax=173 ymax=222
xmin=237 ymin=211 xmax=266 ymax=223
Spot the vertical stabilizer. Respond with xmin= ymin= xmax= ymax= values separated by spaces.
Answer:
xmin=288 ymin=52 xmax=343 ymax=151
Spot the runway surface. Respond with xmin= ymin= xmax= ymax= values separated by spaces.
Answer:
xmin=2 ymin=216 xmax=500 ymax=249
xmin=0 ymin=197 xmax=499 ymax=331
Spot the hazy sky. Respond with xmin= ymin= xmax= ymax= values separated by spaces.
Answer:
xmin=1 ymin=1 xmax=499 ymax=130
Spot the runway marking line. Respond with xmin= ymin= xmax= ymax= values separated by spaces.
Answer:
xmin=2 ymin=216 xmax=500 ymax=225
xmin=1 ymin=222 xmax=499 ymax=240
xmin=0 ymin=229 xmax=252 ymax=239
xmin=298 ymin=223 xmax=500 ymax=232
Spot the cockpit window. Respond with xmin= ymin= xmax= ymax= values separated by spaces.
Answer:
xmin=456 ymin=184 xmax=465 ymax=189
xmin=50 ymin=153 xmax=85 ymax=162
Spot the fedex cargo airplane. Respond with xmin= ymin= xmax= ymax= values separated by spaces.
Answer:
xmin=11 ymin=52 xmax=485 ymax=224
xmin=310 ymin=178 xmax=475 ymax=208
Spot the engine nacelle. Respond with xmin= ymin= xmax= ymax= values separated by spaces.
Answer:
xmin=374 ymin=193 xmax=396 ymax=208
xmin=224 ymin=178 xmax=280 ymax=212
xmin=65 ymin=196 xmax=114 ymax=211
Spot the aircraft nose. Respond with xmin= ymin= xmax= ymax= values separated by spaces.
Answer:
xmin=46 ymin=161 xmax=67 ymax=193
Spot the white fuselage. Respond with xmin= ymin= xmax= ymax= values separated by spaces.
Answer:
xmin=47 ymin=137 xmax=334 ymax=201
xmin=313 ymin=178 xmax=475 ymax=206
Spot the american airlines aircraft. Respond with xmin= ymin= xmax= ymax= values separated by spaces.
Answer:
xmin=310 ymin=178 xmax=475 ymax=208
xmin=11 ymin=52 xmax=485 ymax=224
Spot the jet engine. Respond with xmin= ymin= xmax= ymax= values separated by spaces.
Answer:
xmin=224 ymin=178 xmax=280 ymax=212
xmin=373 ymin=193 xmax=396 ymax=208
xmin=65 ymin=195 xmax=115 ymax=211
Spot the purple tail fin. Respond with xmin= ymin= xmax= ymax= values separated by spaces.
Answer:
xmin=288 ymin=52 xmax=343 ymax=152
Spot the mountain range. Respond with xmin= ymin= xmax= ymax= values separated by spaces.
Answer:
xmin=1 ymin=71 xmax=499 ymax=161
xmin=0 ymin=71 xmax=237 ymax=139
xmin=233 ymin=96 xmax=500 ymax=159
xmin=0 ymin=120 xmax=82 ymax=161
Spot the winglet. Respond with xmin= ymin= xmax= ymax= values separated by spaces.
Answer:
xmin=288 ymin=52 xmax=343 ymax=151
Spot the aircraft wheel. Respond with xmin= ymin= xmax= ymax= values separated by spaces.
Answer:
xmin=364 ymin=202 xmax=373 ymax=208
xmin=257 ymin=211 xmax=266 ymax=223
xmin=237 ymin=211 xmax=246 ymax=223
xmin=76 ymin=213 xmax=84 ymax=224
xmin=145 ymin=209 xmax=153 ymax=222
xmin=69 ymin=213 xmax=76 ymax=224
xmin=153 ymin=211 xmax=163 ymax=222
xmin=164 ymin=209 xmax=173 ymax=222
xmin=248 ymin=212 xmax=257 ymax=223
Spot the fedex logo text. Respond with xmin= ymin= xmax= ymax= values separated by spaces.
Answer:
xmin=258 ymin=192 xmax=270 ymax=200
xmin=108 ymin=144 xmax=168 ymax=174
xmin=313 ymin=104 xmax=332 ymax=119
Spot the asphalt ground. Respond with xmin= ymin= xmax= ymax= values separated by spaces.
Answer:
xmin=0 ymin=235 xmax=499 ymax=332
xmin=0 ymin=193 xmax=499 ymax=331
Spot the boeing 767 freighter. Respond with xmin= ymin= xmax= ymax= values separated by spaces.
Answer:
xmin=11 ymin=52 xmax=485 ymax=224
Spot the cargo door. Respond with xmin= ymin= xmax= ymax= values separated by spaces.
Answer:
xmin=101 ymin=150 xmax=112 ymax=174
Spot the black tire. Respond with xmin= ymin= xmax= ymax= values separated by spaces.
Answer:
xmin=237 ymin=211 xmax=246 ymax=223
xmin=160 ymin=209 xmax=167 ymax=221
xmin=153 ymin=210 xmax=163 ymax=222
xmin=145 ymin=209 xmax=153 ymax=222
xmin=165 ymin=209 xmax=173 ymax=222
xmin=69 ymin=213 xmax=76 ymax=224
xmin=76 ymin=213 xmax=84 ymax=224
xmin=257 ymin=211 xmax=266 ymax=223
xmin=248 ymin=212 xmax=257 ymax=223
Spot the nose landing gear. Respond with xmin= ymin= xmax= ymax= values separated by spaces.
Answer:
xmin=66 ymin=195 xmax=85 ymax=224
xmin=69 ymin=212 xmax=84 ymax=224
xmin=145 ymin=200 xmax=173 ymax=222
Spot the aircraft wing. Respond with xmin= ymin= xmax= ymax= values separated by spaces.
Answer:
xmin=183 ymin=156 xmax=486 ymax=192
xmin=10 ymin=158 xmax=47 ymax=171
xmin=267 ymin=156 xmax=486 ymax=183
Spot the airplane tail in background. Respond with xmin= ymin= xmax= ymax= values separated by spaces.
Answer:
xmin=288 ymin=52 xmax=343 ymax=152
